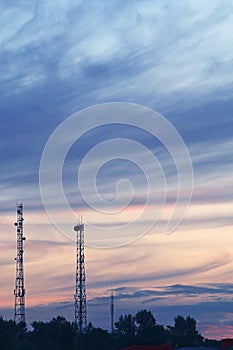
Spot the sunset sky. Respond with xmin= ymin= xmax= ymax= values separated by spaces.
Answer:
xmin=1 ymin=0 xmax=233 ymax=339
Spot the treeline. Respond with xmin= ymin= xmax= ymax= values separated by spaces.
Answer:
xmin=0 ymin=310 xmax=220 ymax=350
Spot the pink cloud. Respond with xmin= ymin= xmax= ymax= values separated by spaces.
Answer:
xmin=200 ymin=323 xmax=233 ymax=340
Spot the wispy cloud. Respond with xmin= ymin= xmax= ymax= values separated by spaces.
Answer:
xmin=1 ymin=0 xmax=233 ymax=107
xmin=2 ymin=283 xmax=233 ymax=337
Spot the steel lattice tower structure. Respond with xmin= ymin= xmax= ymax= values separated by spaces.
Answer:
xmin=14 ymin=202 xmax=26 ymax=324
xmin=74 ymin=220 xmax=87 ymax=332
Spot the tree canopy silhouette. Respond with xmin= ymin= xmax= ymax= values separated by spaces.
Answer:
xmin=0 ymin=311 xmax=218 ymax=350
xmin=167 ymin=314 xmax=203 ymax=347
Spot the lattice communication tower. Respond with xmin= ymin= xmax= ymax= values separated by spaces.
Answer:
xmin=14 ymin=202 xmax=26 ymax=324
xmin=74 ymin=220 xmax=87 ymax=332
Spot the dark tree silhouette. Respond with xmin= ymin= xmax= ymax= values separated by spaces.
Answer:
xmin=82 ymin=322 xmax=111 ymax=350
xmin=174 ymin=315 xmax=186 ymax=334
xmin=0 ymin=316 xmax=17 ymax=350
xmin=114 ymin=309 xmax=169 ymax=347
xmin=167 ymin=314 xmax=203 ymax=347
xmin=0 ymin=311 xmax=215 ymax=350
xmin=135 ymin=309 xmax=169 ymax=345
xmin=30 ymin=316 xmax=76 ymax=350
xmin=115 ymin=314 xmax=136 ymax=336
xmin=135 ymin=309 xmax=156 ymax=333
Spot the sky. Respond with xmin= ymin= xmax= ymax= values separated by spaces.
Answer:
xmin=0 ymin=0 xmax=233 ymax=340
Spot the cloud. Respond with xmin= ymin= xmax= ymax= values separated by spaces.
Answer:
xmin=1 ymin=0 xmax=233 ymax=108
xmin=2 ymin=283 xmax=233 ymax=337
xmin=0 ymin=1 xmax=233 ymax=219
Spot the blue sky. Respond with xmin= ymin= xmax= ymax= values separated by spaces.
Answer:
xmin=1 ymin=0 xmax=233 ymax=339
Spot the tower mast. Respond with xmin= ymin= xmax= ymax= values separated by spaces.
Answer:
xmin=14 ymin=202 xmax=26 ymax=324
xmin=110 ymin=289 xmax=114 ymax=334
xmin=74 ymin=219 xmax=87 ymax=332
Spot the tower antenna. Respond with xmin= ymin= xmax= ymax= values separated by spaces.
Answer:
xmin=14 ymin=202 xmax=26 ymax=324
xmin=110 ymin=289 xmax=114 ymax=334
xmin=74 ymin=218 xmax=87 ymax=332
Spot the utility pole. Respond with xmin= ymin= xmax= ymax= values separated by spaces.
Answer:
xmin=14 ymin=202 xmax=26 ymax=324
xmin=74 ymin=219 xmax=87 ymax=332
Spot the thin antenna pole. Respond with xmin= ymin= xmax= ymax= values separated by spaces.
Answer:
xmin=14 ymin=202 xmax=26 ymax=324
xmin=110 ymin=289 xmax=114 ymax=334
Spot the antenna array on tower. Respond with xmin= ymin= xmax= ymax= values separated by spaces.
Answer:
xmin=74 ymin=220 xmax=87 ymax=332
xmin=14 ymin=202 xmax=26 ymax=324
